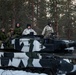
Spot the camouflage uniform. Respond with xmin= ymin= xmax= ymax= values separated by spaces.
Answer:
xmin=0 ymin=28 xmax=7 ymax=41
xmin=42 ymin=25 xmax=54 ymax=38
xmin=0 ymin=28 xmax=7 ymax=47
xmin=7 ymin=28 xmax=14 ymax=38
xmin=6 ymin=28 xmax=14 ymax=48
xmin=14 ymin=23 xmax=22 ymax=37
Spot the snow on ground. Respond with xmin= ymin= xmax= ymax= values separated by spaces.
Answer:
xmin=0 ymin=69 xmax=47 ymax=75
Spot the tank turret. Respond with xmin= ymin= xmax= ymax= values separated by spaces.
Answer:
xmin=4 ymin=35 xmax=75 ymax=53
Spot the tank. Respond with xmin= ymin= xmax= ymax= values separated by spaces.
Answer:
xmin=0 ymin=35 xmax=76 ymax=75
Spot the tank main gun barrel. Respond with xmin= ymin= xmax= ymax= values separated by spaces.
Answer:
xmin=42 ymin=39 xmax=76 ymax=53
xmin=56 ymin=40 xmax=76 ymax=48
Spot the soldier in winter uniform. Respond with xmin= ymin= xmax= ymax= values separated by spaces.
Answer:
xmin=22 ymin=24 xmax=37 ymax=35
xmin=42 ymin=22 xmax=54 ymax=39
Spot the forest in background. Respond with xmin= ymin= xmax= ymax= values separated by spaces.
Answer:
xmin=0 ymin=0 xmax=76 ymax=40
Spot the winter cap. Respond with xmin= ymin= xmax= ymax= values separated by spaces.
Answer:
xmin=47 ymin=22 xmax=52 ymax=26
xmin=26 ymin=24 xmax=31 ymax=28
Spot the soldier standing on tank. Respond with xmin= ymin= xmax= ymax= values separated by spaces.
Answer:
xmin=42 ymin=22 xmax=54 ymax=39
xmin=41 ymin=22 xmax=54 ymax=44
xmin=14 ymin=23 xmax=22 ymax=37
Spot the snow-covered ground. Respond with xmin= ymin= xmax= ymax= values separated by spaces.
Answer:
xmin=0 ymin=69 xmax=47 ymax=75
xmin=0 ymin=69 xmax=68 ymax=75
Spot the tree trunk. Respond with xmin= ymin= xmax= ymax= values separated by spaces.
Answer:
xmin=12 ymin=0 xmax=16 ymax=28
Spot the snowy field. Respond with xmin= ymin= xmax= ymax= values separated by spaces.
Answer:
xmin=0 ymin=69 xmax=48 ymax=75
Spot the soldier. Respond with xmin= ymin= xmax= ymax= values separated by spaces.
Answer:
xmin=7 ymin=28 xmax=14 ymax=38
xmin=14 ymin=23 xmax=22 ymax=37
xmin=0 ymin=28 xmax=7 ymax=47
xmin=0 ymin=28 xmax=7 ymax=41
xmin=42 ymin=22 xmax=54 ymax=39
xmin=22 ymin=24 xmax=37 ymax=35
xmin=4 ymin=28 xmax=15 ymax=49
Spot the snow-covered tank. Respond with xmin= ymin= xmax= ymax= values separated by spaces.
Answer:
xmin=0 ymin=35 xmax=76 ymax=75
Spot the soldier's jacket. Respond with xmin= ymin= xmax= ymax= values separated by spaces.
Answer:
xmin=7 ymin=31 xmax=15 ymax=38
xmin=42 ymin=25 xmax=54 ymax=38
xmin=14 ymin=27 xmax=22 ymax=37
xmin=0 ymin=32 xmax=7 ymax=41
xmin=0 ymin=31 xmax=7 ymax=47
